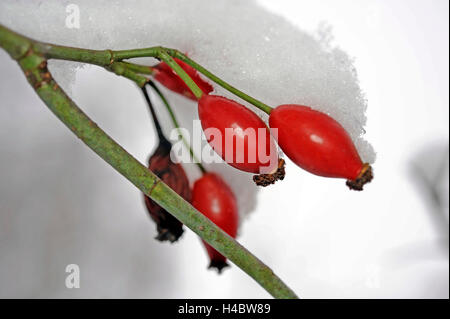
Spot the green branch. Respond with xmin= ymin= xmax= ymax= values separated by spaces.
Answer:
xmin=9 ymin=32 xmax=273 ymax=113
xmin=0 ymin=24 xmax=298 ymax=299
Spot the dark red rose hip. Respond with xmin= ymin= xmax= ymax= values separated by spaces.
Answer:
xmin=141 ymin=86 xmax=191 ymax=242
xmin=145 ymin=139 xmax=191 ymax=242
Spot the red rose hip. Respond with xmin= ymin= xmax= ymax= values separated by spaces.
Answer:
xmin=198 ymin=95 xmax=284 ymax=186
xmin=191 ymin=173 xmax=239 ymax=273
xmin=269 ymin=104 xmax=373 ymax=190
xmin=153 ymin=58 xmax=213 ymax=100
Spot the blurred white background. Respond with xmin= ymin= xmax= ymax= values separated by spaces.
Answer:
xmin=0 ymin=0 xmax=448 ymax=298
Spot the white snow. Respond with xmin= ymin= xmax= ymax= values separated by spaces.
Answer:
xmin=0 ymin=0 xmax=374 ymax=162
xmin=0 ymin=0 xmax=375 ymax=222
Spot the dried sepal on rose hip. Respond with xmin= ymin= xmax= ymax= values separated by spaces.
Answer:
xmin=141 ymin=86 xmax=191 ymax=242
xmin=198 ymin=94 xmax=285 ymax=186
xmin=268 ymin=104 xmax=373 ymax=190
xmin=153 ymin=58 xmax=213 ymax=100
xmin=191 ymin=173 xmax=239 ymax=273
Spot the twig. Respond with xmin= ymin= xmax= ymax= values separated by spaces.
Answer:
xmin=21 ymin=35 xmax=273 ymax=113
xmin=0 ymin=23 xmax=298 ymax=299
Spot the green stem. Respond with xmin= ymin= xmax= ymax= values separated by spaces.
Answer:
xmin=107 ymin=62 xmax=148 ymax=87
xmin=32 ymin=43 xmax=204 ymax=100
xmin=147 ymin=80 xmax=206 ymax=174
xmin=165 ymin=48 xmax=273 ymax=114
xmin=122 ymin=61 xmax=155 ymax=75
xmin=156 ymin=50 xmax=203 ymax=99
xmin=114 ymin=47 xmax=273 ymax=114
xmin=24 ymin=39 xmax=273 ymax=114
xmin=0 ymin=23 xmax=298 ymax=299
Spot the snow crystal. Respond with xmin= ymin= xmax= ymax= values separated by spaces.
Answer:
xmin=0 ymin=0 xmax=375 ymax=220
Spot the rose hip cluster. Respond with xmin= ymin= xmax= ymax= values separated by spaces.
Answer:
xmin=145 ymin=57 xmax=373 ymax=273
xmin=141 ymin=85 xmax=238 ymax=272
xmin=154 ymin=59 xmax=373 ymax=191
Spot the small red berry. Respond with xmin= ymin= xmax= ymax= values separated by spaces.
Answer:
xmin=191 ymin=173 xmax=239 ymax=273
xmin=269 ymin=104 xmax=373 ymax=190
xmin=198 ymin=95 xmax=284 ymax=186
xmin=153 ymin=58 xmax=213 ymax=100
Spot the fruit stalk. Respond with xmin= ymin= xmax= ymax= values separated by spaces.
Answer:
xmin=146 ymin=80 xmax=206 ymax=174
